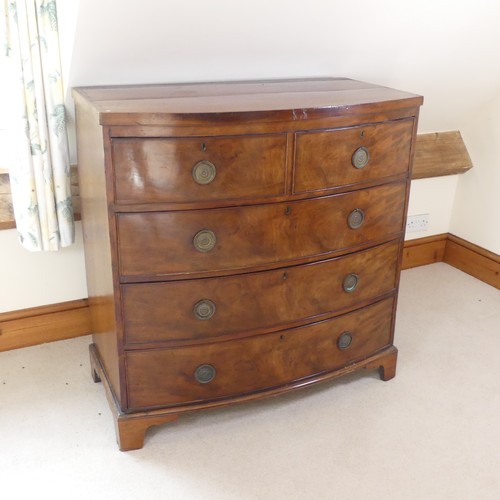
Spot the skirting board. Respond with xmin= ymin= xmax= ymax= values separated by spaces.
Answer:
xmin=0 ymin=299 xmax=92 ymax=352
xmin=403 ymin=233 xmax=500 ymax=289
xmin=402 ymin=233 xmax=448 ymax=269
xmin=444 ymin=234 xmax=500 ymax=289
xmin=1 ymin=235 xmax=498 ymax=352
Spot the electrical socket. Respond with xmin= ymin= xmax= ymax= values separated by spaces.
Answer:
xmin=406 ymin=214 xmax=429 ymax=233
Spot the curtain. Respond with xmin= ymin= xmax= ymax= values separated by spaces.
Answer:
xmin=1 ymin=0 xmax=74 ymax=251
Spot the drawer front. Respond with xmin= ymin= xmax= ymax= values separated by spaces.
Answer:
xmin=117 ymin=181 xmax=406 ymax=279
xmin=126 ymin=297 xmax=394 ymax=409
xmin=294 ymin=119 xmax=414 ymax=193
xmin=112 ymin=134 xmax=287 ymax=204
xmin=122 ymin=241 xmax=400 ymax=344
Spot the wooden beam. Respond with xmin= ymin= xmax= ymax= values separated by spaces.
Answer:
xmin=412 ymin=131 xmax=473 ymax=179
xmin=0 ymin=172 xmax=15 ymax=229
xmin=0 ymin=167 xmax=81 ymax=229
xmin=0 ymin=299 xmax=92 ymax=352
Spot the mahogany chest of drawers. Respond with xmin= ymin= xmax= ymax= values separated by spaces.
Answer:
xmin=73 ymin=78 xmax=422 ymax=450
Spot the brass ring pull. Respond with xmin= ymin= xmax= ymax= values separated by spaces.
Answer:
xmin=192 ymin=160 xmax=217 ymax=185
xmin=194 ymin=364 xmax=216 ymax=384
xmin=337 ymin=332 xmax=353 ymax=350
xmin=342 ymin=273 xmax=359 ymax=293
xmin=352 ymin=147 xmax=370 ymax=169
xmin=193 ymin=230 xmax=217 ymax=252
xmin=193 ymin=299 xmax=216 ymax=320
xmin=347 ymin=209 xmax=365 ymax=229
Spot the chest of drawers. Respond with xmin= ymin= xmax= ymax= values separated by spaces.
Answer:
xmin=73 ymin=78 xmax=422 ymax=450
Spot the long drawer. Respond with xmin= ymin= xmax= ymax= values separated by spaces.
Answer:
xmin=117 ymin=181 xmax=406 ymax=280
xmin=125 ymin=297 xmax=394 ymax=409
xmin=121 ymin=240 xmax=400 ymax=345
xmin=294 ymin=118 xmax=413 ymax=194
xmin=112 ymin=134 xmax=288 ymax=204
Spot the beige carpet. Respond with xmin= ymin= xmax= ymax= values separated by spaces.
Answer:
xmin=1 ymin=262 xmax=499 ymax=500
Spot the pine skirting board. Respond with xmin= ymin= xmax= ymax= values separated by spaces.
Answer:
xmin=0 ymin=299 xmax=92 ymax=352
xmin=1 ymin=234 xmax=498 ymax=352
xmin=403 ymin=233 xmax=500 ymax=288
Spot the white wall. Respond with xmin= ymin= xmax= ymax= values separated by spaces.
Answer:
xmin=66 ymin=0 xmax=500 ymax=132
xmin=3 ymin=0 xmax=499 ymax=312
xmin=450 ymin=97 xmax=500 ymax=254
xmin=406 ymin=177 xmax=459 ymax=241
xmin=57 ymin=0 xmax=80 ymax=164
xmin=0 ymin=223 xmax=88 ymax=313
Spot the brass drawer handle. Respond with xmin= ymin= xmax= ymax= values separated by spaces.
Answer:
xmin=195 ymin=364 xmax=216 ymax=384
xmin=347 ymin=208 xmax=365 ymax=229
xmin=337 ymin=331 xmax=353 ymax=350
xmin=342 ymin=273 xmax=359 ymax=293
xmin=193 ymin=229 xmax=217 ymax=252
xmin=352 ymin=147 xmax=370 ymax=169
xmin=193 ymin=299 xmax=216 ymax=320
xmin=192 ymin=160 xmax=217 ymax=185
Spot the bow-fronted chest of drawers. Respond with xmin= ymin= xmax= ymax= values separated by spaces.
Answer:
xmin=73 ymin=78 xmax=422 ymax=450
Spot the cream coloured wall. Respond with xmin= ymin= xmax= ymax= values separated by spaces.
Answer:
xmin=450 ymin=98 xmax=500 ymax=254
xmin=406 ymin=177 xmax=459 ymax=241
xmin=66 ymin=0 xmax=500 ymax=133
xmin=2 ymin=0 xmax=499 ymax=312
xmin=0 ymin=223 xmax=88 ymax=313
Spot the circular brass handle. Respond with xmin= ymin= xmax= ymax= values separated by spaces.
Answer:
xmin=195 ymin=364 xmax=216 ymax=384
xmin=193 ymin=230 xmax=217 ymax=252
xmin=342 ymin=273 xmax=359 ymax=293
xmin=337 ymin=332 xmax=353 ymax=350
xmin=352 ymin=147 xmax=370 ymax=169
xmin=193 ymin=299 xmax=216 ymax=320
xmin=347 ymin=208 xmax=365 ymax=229
xmin=192 ymin=160 xmax=217 ymax=185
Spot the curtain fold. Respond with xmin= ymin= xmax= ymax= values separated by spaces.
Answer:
xmin=1 ymin=0 xmax=74 ymax=251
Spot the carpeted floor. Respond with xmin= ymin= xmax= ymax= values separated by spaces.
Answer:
xmin=1 ymin=262 xmax=499 ymax=500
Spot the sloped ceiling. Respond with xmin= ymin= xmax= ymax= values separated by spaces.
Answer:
xmin=67 ymin=0 xmax=500 ymax=133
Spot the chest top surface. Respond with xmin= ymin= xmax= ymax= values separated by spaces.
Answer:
xmin=72 ymin=78 xmax=423 ymax=127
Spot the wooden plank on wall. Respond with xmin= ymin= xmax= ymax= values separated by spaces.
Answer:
xmin=0 ymin=173 xmax=15 ymax=229
xmin=0 ymin=299 xmax=92 ymax=352
xmin=0 ymin=167 xmax=81 ymax=230
xmin=412 ymin=131 xmax=473 ymax=179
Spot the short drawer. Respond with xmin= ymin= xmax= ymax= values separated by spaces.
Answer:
xmin=117 ymin=181 xmax=406 ymax=280
xmin=125 ymin=297 xmax=394 ymax=409
xmin=122 ymin=240 xmax=400 ymax=345
xmin=294 ymin=118 xmax=414 ymax=193
xmin=112 ymin=134 xmax=287 ymax=204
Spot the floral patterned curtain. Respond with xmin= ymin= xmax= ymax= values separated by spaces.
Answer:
xmin=1 ymin=0 xmax=74 ymax=251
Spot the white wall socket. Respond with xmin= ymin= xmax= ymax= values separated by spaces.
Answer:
xmin=406 ymin=214 xmax=429 ymax=233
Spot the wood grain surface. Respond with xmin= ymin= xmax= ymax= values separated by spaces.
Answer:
xmin=412 ymin=131 xmax=472 ymax=179
xmin=122 ymin=240 xmax=400 ymax=345
xmin=117 ymin=182 xmax=406 ymax=280
xmin=294 ymin=118 xmax=414 ymax=193
xmin=113 ymin=134 xmax=288 ymax=204
xmin=125 ymin=297 xmax=395 ymax=410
